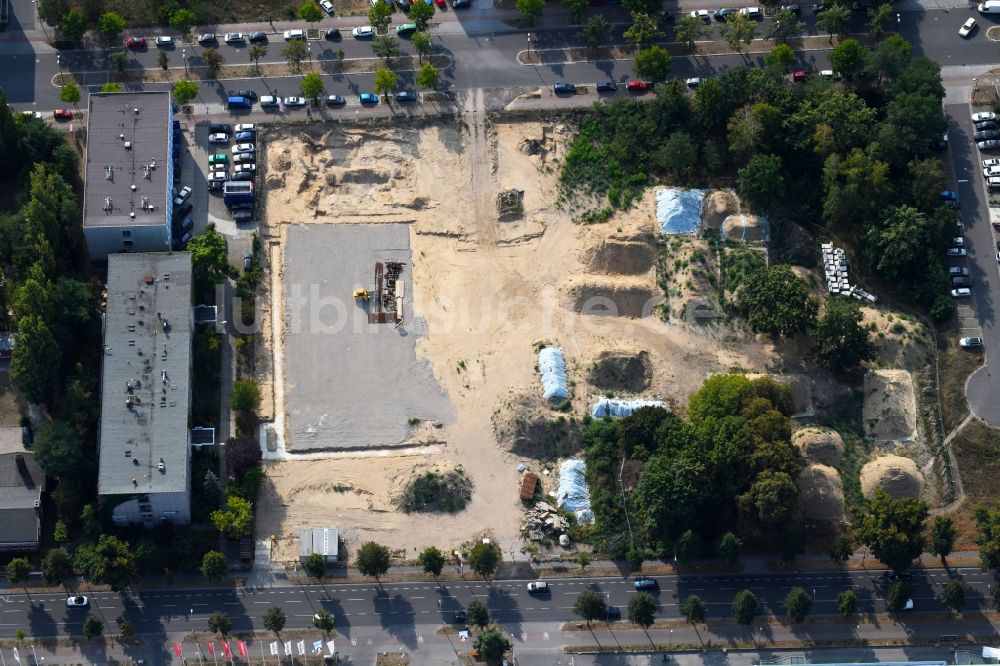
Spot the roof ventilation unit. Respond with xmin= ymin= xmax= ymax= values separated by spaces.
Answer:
xmin=104 ymin=197 xmax=113 ymax=211
xmin=124 ymin=142 xmax=132 ymax=150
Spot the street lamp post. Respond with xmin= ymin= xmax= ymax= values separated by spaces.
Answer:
xmin=182 ymin=48 xmax=188 ymax=74
xmin=896 ymin=12 xmax=900 ymax=23
xmin=308 ymin=43 xmax=312 ymax=68
xmin=510 ymin=632 xmax=515 ymax=664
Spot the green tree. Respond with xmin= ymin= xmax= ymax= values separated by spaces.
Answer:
xmin=263 ymin=607 xmax=286 ymax=635
xmin=717 ymin=532 xmax=742 ymax=564
xmin=416 ymin=63 xmax=440 ymax=91
xmin=974 ymin=502 xmax=1000 ymax=570
xmin=573 ymin=590 xmax=607 ymax=626
xmin=169 ymin=8 xmax=198 ymax=33
xmin=38 ymin=0 xmax=69 ymax=28
xmin=637 ymin=455 xmax=708 ymax=542
xmin=737 ymin=470 xmax=803 ymax=549
xmin=32 ymin=419 xmax=81 ymax=478
xmin=248 ymin=44 xmax=268 ymax=75
xmin=299 ymin=1 xmax=323 ymax=22
xmin=172 ymin=79 xmax=199 ymax=106
xmin=764 ymin=43 xmax=796 ymax=71
xmin=356 ymin=541 xmax=391 ymax=580
xmin=829 ymin=38 xmax=869 ymax=79
xmin=468 ymin=541 xmax=501 ymax=579
xmin=867 ymin=33 xmax=911 ymax=88
xmin=74 ymin=535 xmax=139 ymax=591
xmin=100 ymin=83 xmax=123 ymax=94
xmin=622 ymin=0 xmax=658 ymax=13
xmin=516 ymin=0 xmax=545 ymax=24
xmin=812 ymin=298 xmax=876 ymax=371
xmin=736 ymin=265 xmax=818 ymax=336
xmin=117 ymin=619 xmax=135 ymax=640
xmin=941 ymin=580 xmax=966 ymax=613
xmin=304 ymin=552 xmax=327 ymax=579
xmin=836 ymin=589 xmax=857 ymax=617
xmin=688 ymin=374 xmax=753 ymax=422
xmin=301 ymin=72 xmax=325 ymax=103
xmin=207 ymin=611 xmax=232 ymax=635
xmin=931 ymin=516 xmax=956 ymax=560
xmin=633 ymin=45 xmax=671 ymax=83
xmin=863 ymin=205 xmax=935 ymax=281
xmin=282 ymin=39 xmax=309 ymax=72
xmin=83 ymin=615 xmax=104 ymax=639
xmin=767 ymin=8 xmax=804 ymax=44
xmin=817 ymin=3 xmax=850 ymax=41
xmin=313 ymin=609 xmax=335 ymax=633
xmin=201 ymin=48 xmax=225 ymax=77
xmin=230 ymin=381 xmax=260 ymax=414
xmin=731 ymin=589 xmax=759 ymax=625
xmin=576 ymin=552 xmax=591 ymax=571
xmin=210 ymin=495 xmax=254 ymax=538
xmin=97 ymin=11 xmax=125 ymax=44
xmin=60 ymin=9 xmax=86 ymax=41
xmin=563 ymin=0 xmax=587 ymax=23
xmin=158 ymin=49 xmax=169 ymax=71
xmin=59 ymin=82 xmax=81 ymax=106
xmin=578 ymin=15 xmax=612 ymax=49
xmin=628 ymin=591 xmax=656 ymax=628
xmin=412 ymin=31 xmax=433 ymax=62
xmin=419 ymin=546 xmax=446 ymax=577
xmin=111 ymin=50 xmax=128 ymax=75
xmin=856 ymin=491 xmax=928 ymax=572
xmin=624 ymin=12 xmax=659 ymax=46
xmin=655 ymin=131 xmax=697 ymax=177
xmin=369 ymin=0 xmax=393 ymax=31
xmin=188 ymin=223 xmax=230 ymax=293
xmin=829 ymin=535 xmax=854 ymax=564
xmin=201 ymin=550 xmax=228 ymax=580
xmin=723 ymin=13 xmax=757 ymax=51
xmin=867 ymin=2 xmax=891 ymax=40
xmin=674 ymin=14 xmax=709 ymax=52
xmin=783 ymin=586 xmax=813 ymax=622
xmin=408 ymin=1 xmax=435 ymax=30
xmin=373 ymin=68 xmax=399 ymax=97
xmin=886 ymin=580 xmax=912 ymax=612
xmin=681 ymin=594 xmax=706 ymax=625
xmin=372 ymin=35 xmax=401 ymax=64
xmin=675 ymin=529 xmax=701 ymax=564
xmin=53 ymin=521 xmax=68 ymax=544
xmin=6 ymin=558 xmax=30 ymax=596
xmin=466 ymin=599 xmax=490 ymax=628
xmin=473 ymin=629 xmax=511 ymax=663
xmin=737 ymin=153 xmax=786 ymax=211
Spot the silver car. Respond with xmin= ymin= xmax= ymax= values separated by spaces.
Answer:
xmin=232 ymin=143 xmax=255 ymax=153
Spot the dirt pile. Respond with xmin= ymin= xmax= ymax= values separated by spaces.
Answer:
xmin=863 ymin=369 xmax=917 ymax=441
xmin=522 ymin=501 xmax=571 ymax=542
xmin=491 ymin=394 xmax=583 ymax=459
xmin=860 ymin=455 xmax=924 ymax=499
xmin=722 ymin=213 xmax=768 ymax=242
xmin=797 ymin=464 xmax=845 ymax=522
xmin=588 ymin=350 xmax=653 ymax=392
xmin=793 ymin=427 xmax=845 ymax=466
xmin=564 ymin=279 xmax=659 ymax=318
xmin=701 ymin=190 xmax=739 ymax=231
xmin=581 ymin=239 xmax=657 ymax=275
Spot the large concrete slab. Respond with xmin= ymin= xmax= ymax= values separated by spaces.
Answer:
xmin=283 ymin=223 xmax=454 ymax=451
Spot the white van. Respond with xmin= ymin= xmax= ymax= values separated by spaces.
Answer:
xmin=978 ymin=1 xmax=1000 ymax=13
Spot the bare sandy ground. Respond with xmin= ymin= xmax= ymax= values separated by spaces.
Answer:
xmin=254 ymin=118 xmax=781 ymax=563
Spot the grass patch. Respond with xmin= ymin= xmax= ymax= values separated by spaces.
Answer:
xmin=192 ymin=329 xmax=221 ymax=429
xmin=398 ymin=468 xmax=473 ymax=513
xmin=948 ymin=418 xmax=1000 ymax=549
xmin=0 ymin=375 xmax=26 ymax=428
xmin=835 ymin=425 xmax=870 ymax=519
xmin=937 ymin=338 xmax=983 ymax=433
xmin=719 ymin=245 xmax=766 ymax=303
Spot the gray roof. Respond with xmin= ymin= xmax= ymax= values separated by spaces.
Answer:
xmin=83 ymin=92 xmax=172 ymax=229
xmin=98 ymin=253 xmax=192 ymax=496
xmin=300 ymin=528 xmax=339 ymax=560
xmin=0 ymin=452 xmax=43 ymax=545
xmin=0 ymin=427 xmax=23 ymax=456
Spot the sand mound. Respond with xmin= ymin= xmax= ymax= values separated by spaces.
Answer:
xmin=863 ymin=369 xmax=917 ymax=441
xmin=722 ymin=213 xmax=768 ymax=242
xmin=860 ymin=455 xmax=924 ymax=499
xmin=491 ymin=394 xmax=583 ymax=459
xmin=582 ymin=240 xmax=657 ymax=275
xmin=701 ymin=190 xmax=739 ymax=231
xmin=588 ymin=350 xmax=653 ymax=392
xmin=797 ymin=464 xmax=845 ymax=521
xmin=793 ymin=427 xmax=845 ymax=466
xmin=565 ymin=280 xmax=659 ymax=318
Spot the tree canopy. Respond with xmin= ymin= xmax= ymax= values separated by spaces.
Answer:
xmin=418 ymin=546 xmax=445 ymax=577
xmin=201 ymin=550 xmax=228 ymax=580
xmin=737 ymin=265 xmax=818 ymax=336
xmin=210 ymin=495 xmax=254 ymax=538
xmin=356 ymin=541 xmax=391 ymax=579
xmin=74 ymin=535 xmax=139 ymax=591
xmin=812 ymin=297 xmax=876 ymax=371
xmin=468 ymin=541 xmax=501 ymax=579
xmin=856 ymin=491 xmax=928 ymax=572
xmin=573 ymin=590 xmax=607 ymax=626
xmin=732 ymin=589 xmax=759 ymax=625
xmin=628 ymin=591 xmax=657 ymax=628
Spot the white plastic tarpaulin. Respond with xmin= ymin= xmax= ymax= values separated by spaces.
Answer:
xmin=557 ymin=459 xmax=594 ymax=523
xmin=590 ymin=398 xmax=665 ymax=418
xmin=983 ymin=647 xmax=1000 ymax=661
xmin=538 ymin=347 xmax=569 ymax=401
xmin=656 ymin=188 xmax=705 ymax=235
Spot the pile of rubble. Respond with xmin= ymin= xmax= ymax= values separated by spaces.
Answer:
xmin=522 ymin=501 xmax=569 ymax=542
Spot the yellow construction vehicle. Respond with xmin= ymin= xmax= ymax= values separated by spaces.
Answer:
xmin=352 ymin=288 xmax=370 ymax=301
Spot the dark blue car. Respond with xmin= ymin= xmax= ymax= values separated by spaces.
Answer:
xmin=634 ymin=577 xmax=658 ymax=590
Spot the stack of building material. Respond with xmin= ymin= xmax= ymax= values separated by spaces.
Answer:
xmin=821 ymin=243 xmax=877 ymax=303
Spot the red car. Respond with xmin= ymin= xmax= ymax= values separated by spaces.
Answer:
xmin=53 ymin=109 xmax=72 ymax=120
xmin=626 ymin=81 xmax=650 ymax=92
xmin=792 ymin=69 xmax=810 ymax=82
xmin=434 ymin=0 xmax=446 ymax=7
xmin=124 ymin=36 xmax=146 ymax=48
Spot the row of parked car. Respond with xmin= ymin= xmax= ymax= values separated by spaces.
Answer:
xmin=206 ymin=122 xmax=258 ymax=188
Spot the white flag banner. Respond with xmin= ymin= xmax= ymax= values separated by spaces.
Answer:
xmin=12 ymin=648 xmax=19 ymax=664
xmin=296 ymin=640 xmax=305 ymax=656
xmin=312 ymin=640 xmax=323 ymax=654
xmin=269 ymin=642 xmax=279 ymax=656
xmin=326 ymin=640 xmax=336 ymax=656
xmin=283 ymin=641 xmax=292 ymax=656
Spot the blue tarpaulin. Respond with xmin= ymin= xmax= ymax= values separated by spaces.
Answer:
xmin=557 ymin=459 xmax=593 ymax=524
xmin=656 ymin=188 xmax=705 ymax=235
xmin=590 ymin=398 xmax=666 ymax=418
xmin=538 ymin=347 xmax=569 ymax=402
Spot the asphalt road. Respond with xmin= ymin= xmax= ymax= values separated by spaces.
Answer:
xmin=5 ymin=567 xmax=997 ymax=640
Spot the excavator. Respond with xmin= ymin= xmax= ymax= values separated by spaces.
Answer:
xmin=352 ymin=288 xmax=370 ymax=301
